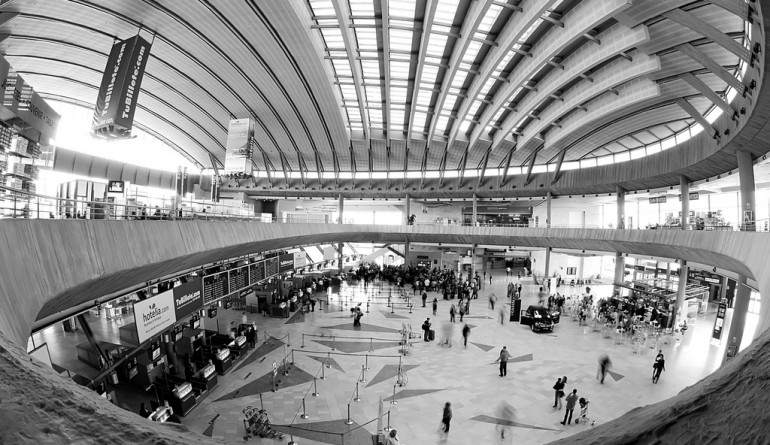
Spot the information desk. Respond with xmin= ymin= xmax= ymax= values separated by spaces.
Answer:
xmin=176 ymin=328 xmax=204 ymax=358
xmin=211 ymin=348 xmax=233 ymax=375
xmin=118 ymin=322 xmax=140 ymax=346
xmin=162 ymin=380 xmax=196 ymax=417
xmin=189 ymin=363 xmax=218 ymax=392
xmin=76 ymin=341 xmax=129 ymax=370
xmin=149 ymin=405 xmax=172 ymax=423
xmin=134 ymin=351 xmax=167 ymax=390
xmin=267 ymin=303 xmax=289 ymax=318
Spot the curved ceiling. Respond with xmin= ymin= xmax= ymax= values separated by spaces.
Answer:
xmin=0 ymin=1 xmax=756 ymax=183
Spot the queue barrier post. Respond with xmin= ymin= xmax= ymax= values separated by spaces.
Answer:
xmin=384 ymin=411 xmax=392 ymax=432
xmin=301 ymin=334 xmax=305 ymax=348
xmin=312 ymin=378 xmax=320 ymax=397
xmin=359 ymin=364 xmax=367 ymax=383
xmin=389 ymin=384 xmax=398 ymax=405
xmin=353 ymin=382 xmax=361 ymax=402
xmin=300 ymin=398 xmax=310 ymax=419
xmin=345 ymin=403 xmax=354 ymax=425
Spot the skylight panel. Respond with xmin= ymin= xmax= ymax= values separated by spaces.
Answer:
xmin=389 ymin=0 xmax=416 ymax=18
xmin=349 ymin=0 xmax=374 ymax=15
xmin=436 ymin=116 xmax=450 ymax=130
xmin=390 ymin=60 xmax=411 ymax=77
xmin=361 ymin=60 xmax=380 ymax=78
xmin=459 ymin=119 xmax=472 ymax=132
xmin=434 ymin=0 xmax=460 ymax=24
xmin=308 ymin=0 xmax=335 ymax=16
xmin=413 ymin=112 xmax=427 ymax=129
xmin=478 ymin=4 xmax=502 ymax=32
xmin=479 ymin=77 xmax=496 ymax=95
xmin=391 ymin=86 xmax=408 ymax=102
xmin=332 ymin=59 xmax=353 ymax=77
xmin=463 ymin=41 xmax=483 ymax=63
xmin=321 ymin=28 xmax=344 ymax=47
xmin=389 ymin=29 xmax=414 ymax=50
xmin=426 ymin=33 xmax=449 ymax=57
xmin=365 ymin=85 xmax=382 ymax=103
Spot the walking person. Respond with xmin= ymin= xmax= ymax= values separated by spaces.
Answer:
xmin=441 ymin=402 xmax=452 ymax=438
xmin=597 ymin=354 xmax=612 ymax=384
xmin=432 ymin=297 xmax=438 ymax=315
xmin=496 ymin=346 xmax=511 ymax=377
xmin=489 ymin=273 xmax=492 ymax=285
xmin=653 ymin=354 xmax=666 ymax=384
xmin=449 ymin=304 xmax=456 ymax=322
xmin=561 ymin=389 xmax=578 ymax=425
xmin=422 ymin=291 xmax=428 ymax=308
xmin=458 ymin=302 xmax=465 ymax=322
xmin=652 ymin=350 xmax=663 ymax=379
xmin=462 ymin=323 xmax=471 ymax=348
xmin=552 ymin=377 xmax=565 ymax=409
xmin=489 ymin=293 xmax=497 ymax=310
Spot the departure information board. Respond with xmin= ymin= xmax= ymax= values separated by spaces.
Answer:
xmin=265 ymin=257 xmax=278 ymax=277
xmin=229 ymin=266 xmax=247 ymax=293
xmin=203 ymin=272 xmax=229 ymax=305
xmin=250 ymin=261 xmax=265 ymax=284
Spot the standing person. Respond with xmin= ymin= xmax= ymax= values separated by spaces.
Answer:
xmin=489 ymin=293 xmax=497 ymax=310
xmin=462 ymin=323 xmax=471 ymax=348
xmin=653 ymin=354 xmax=666 ymax=384
xmin=506 ymin=266 xmax=511 ymax=276
xmin=552 ymin=377 xmax=565 ymax=409
xmin=458 ymin=301 xmax=465 ymax=322
xmin=653 ymin=350 xmax=664 ymax=378
xmin=422 ymin=291 xmax=428 ymax=308
xmin=422 ymin=318 xmax=432 ymax=342
xmin=496 ymin=346 xmax=511 ymax=377
xmin=385 ymin=429 xmax=400 ymax=445
xmin=597 ymin=354 xmax=612 ymax=384
xmin=441 ymin=402 xmax=452 ymax=437
xmin=432 ymin=297 xmax=438 ymax=315
xmin=561 ymin=389 xmax=578 ymax=425
xmin=499 ymin=303 xmax=507 ymax=325
xmin=449 ymin=304 xmax=456 ymax=322
xmin=489 ymin=273 xmax=492 ymax=285
xmin=139 ymin=402 xmax=150 ymax=418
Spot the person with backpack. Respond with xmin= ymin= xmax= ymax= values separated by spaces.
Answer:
xmin=653 ymin=354 xmax=666 ymax=384
xmin=422 ymin=318 xmax=432 ymax=342
xmin=552 ymin=377 xmax=565 ymax=409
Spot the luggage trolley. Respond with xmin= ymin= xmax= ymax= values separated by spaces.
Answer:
xmin=243 ymin=406 xmax=284 ymax=440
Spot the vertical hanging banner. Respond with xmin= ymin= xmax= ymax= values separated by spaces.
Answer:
xmin=92 ymin=35 xmax=152 ymax=137
xmin=224 ymin=118 xmax=254 ymax=175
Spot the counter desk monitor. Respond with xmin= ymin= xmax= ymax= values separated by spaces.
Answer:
xmin=200 ymin=363 xmax=215 ymax=379
xmin=149 ymin=342 xmax=161 ymax=361
xmin=173 ymin=382 xmax=193 ymax=400
xmin=190 ymin=316 xmax=201 ymax=330
xmin=234 ymin=336 xmax=246 ymax=348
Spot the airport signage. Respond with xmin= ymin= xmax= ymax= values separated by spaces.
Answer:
xmin=223 ymin=118 xmax=253 ymax=175
xmin=648 ymin=196 xmax=667 ymax=204
xmin=173 ymin=278 xmax=203 ymax=320
xmin=279 ymin=254 xmax=295 ymax=273
xmin=134 ymin=289 xmax=176 ymax=344
xmin=712 ymin=302 xmax=727 ymax=341
xmin=107 ymin=180 xmax=125 ymax=193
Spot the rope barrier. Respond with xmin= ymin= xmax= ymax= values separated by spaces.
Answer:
xmin=301 ymin=333 xmax=402 ymax=343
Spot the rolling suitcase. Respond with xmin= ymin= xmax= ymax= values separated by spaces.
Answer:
xmin=428 ymin=329 xmax=435 ymax=341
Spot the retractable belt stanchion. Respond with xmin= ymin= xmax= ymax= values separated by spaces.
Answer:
xmin=312 ymin=378 xmax=320 ymax=397
xmin=300 ymin=398 xmax=309 ymax=419
xmin=353 ymin=382 xmax=361 ymax=402
xmin=345 ymin=403 xmax=354 ymax=425
xmin=389 ymin=384 xmax=398 ymax=404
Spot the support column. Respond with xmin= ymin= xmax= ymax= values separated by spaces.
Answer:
xmin=578 ymin=210 xmax=586 ymax=279
xmin=404 ymin=241 xmax=410 ymax=266
xmin=613 ymin=252 xmax=624 ymax=296
xmin=681 ymin=176 xmax=690 ymax=230
xmin=737 ymin=150 xmax=756 ymax=231
xmin=404 ymin=194 xmax=411 ymax=225
xmin=666 ymin=262 xmax=671 ymax=281
xmin=546 ymin=191 xmax=552 ymax=228
xmin=472 ymin=193 xmax=478 ymax=226
xmin=338 ymin=194 xmax=344 ymax=273
xmin=616 ymin=185 xmax=625 ymax=229
xmin=675 ymin=260 xmax=689 ymax=326
xmin=723 ymin=275 xmax=750 ymax=364
xmin=544 ymin=247 xmax=551 ymax=280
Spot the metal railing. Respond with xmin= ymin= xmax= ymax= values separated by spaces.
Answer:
xmin=2 ymin=184 xmax=769 ymax=232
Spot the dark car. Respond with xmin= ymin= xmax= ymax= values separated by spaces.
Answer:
xmin=525 ymin=305 xmax=556 ymax=332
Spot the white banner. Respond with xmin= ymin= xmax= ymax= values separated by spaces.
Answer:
xmin=293 ymin=252 xmax=306 ymax=269
xmin=133 ymin=290 xmax=176 ymax=344
xmin=224 ymin=118 xmax=253 ymax=175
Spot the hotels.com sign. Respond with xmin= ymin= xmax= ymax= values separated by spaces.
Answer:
xmin=133 ymin=289 xmax=175 ymax=344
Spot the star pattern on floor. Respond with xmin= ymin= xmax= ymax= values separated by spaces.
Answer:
xmin=471 ymin=414 xmax=562 ymax=432
xmin=383 ymin=388 xmax=444 ymax=402
xmin=231 ymin=338 xmax=286 ymax=373
xmin=272 ymin=419 xmax=375 ymax=445
xmin=380 ymin=310 xmax=410 ymax=319
xmin=285 ymin=310 xmax=308 ymax=324
xmin=312 ymin=340 xmax=402 ymax=354
xmin=607 ymin=370 xmax=625 ymax=381
xmin=509 ymin=353 xmax=534 ymax=363
xmin=321 ymin=323 xmax=402 ymax=334
xmin=307 ymin=355 xmax=346 ymax=373
xmin=214 ymin=365 xmax=315 ymax=402
xmin=471 ymin=342 xmax=496 ymax=352
xmin=366 ymin=364 xmax=420 ymax=387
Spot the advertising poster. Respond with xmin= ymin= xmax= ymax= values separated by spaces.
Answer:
xmin=293 ymin=252 xmax=307 ymax=269
xmin=3 ymin=73 xmax=60 ymax=142
xmin=134 ymin=290 xmax=176 ymax=344
xmin=173 ymin=278 xmax=203 ymax=320
xmin=712 ymin=302 xmax=727 ymax=343
xmin=92 ymin=35 xmax=152 ymax=134
xmin=223 ymin=118 xmax=253 ymax=175
xmin=107 ymin=180 xmax=125 ymax=193
xmin=279 ymin=254 xmax=295 ymax=273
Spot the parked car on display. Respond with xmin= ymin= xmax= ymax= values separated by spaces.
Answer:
xmin=523 ymin=305 xmax=559 ymax=332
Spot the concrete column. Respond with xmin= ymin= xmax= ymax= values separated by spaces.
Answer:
xmin=472 ymin=193 xmax=478 ymax=226
xmin=613 ymin=252 xmax=624 ymax=295
xmin=737 ymin=150 xmax=756 ymax=231
xmin=404 ymin=194 xmax=410 ymax=225
xmin=578 ymin=210 xmax=586 ymax=279
xmin=631 ymin=257 xmax=638 ymax=282
xmin=616 ymin=185 xmax=625 ymax=229
xmin=681 ymin=176 xmax=690 ymax=230
xmin=666 ymin=262 xmax=671 ymax=281
xmin=675 ymin=260 xmax=689 ymax=325
xmin=546 ymin=191 xmax=552 ymax=227
xmin=544 ymin=247 xmax=551 ymax=279
xmin=723 ymin=275 xmax=750 ymax=364
xmin=404 ymin=241 xmax=410 ymax=266
xmin=338 ymin=195 xmax=344 ymax=273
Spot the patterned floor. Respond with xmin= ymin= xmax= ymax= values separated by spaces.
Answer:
xmin=32 ymin=268 xmax=727 ymax=445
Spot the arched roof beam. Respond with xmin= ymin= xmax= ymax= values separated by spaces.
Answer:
xmin=446 ymin=0 xmax=556 ymax=149
xmin=680 ymin=72 xmax=738 ymax=119
xmin=663 ymin=8 xmax=751 ymax=64
xmin=471 ymin=0 xmax=634 ymax=155
xmin=405 ymin=0 xmax=438 ymax=143
xmin=675 ymin=97 xmax=718 ymax=139
xmin=677 ymin=43 xmax=747 ymax=96
xmin=374 ymin=0 xmax=391 ymax=144
xmin=426 ymin=0 xmax=496 ymax=142
xmin=331 ymin=0 xmax=370 ymax=143
xmin=486 ymin=22 xmax=650 ymax=163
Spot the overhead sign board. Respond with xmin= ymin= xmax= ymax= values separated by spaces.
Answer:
xmin=173 ymin=278 xmax=203 ymax=320
xmin=293 ymin=252 xmax=306 ymax=269
xmin=1 ymin=66 xmax=60 ymax=142
xmin=107 ymin=180 xmax=125 ymax=193
xmin=223 ymin=118 xmax=253 ymax=175
xmin=92 ymin=35 xmax=152 ymax=136
xmin=648 ymin=196 xmax=667 ymax=204
xmin=279 ymin=254 xmax=295 ymax=273
xmin=134 ymin=290 xmax=176 ymax=344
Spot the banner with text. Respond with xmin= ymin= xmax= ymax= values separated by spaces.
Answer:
xmin=2 ymin=67 xmax=60 ymax=142
xmin=92 ymin=35 xmax=152 ymax=135
xmin=224 ymin=118 xmax=253 ymax=174
xmin=173 ymin=278 xmax=203 ymax=320
xmin=279 ymin=254 xmax=295 ymax=273
xmin=293 ymin=252 xmax=307 ymax=269
xmin=134 ymin=290 xmax=176 ymax=344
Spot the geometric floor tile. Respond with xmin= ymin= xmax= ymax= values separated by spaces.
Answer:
xmin=312 ymin=340 xmax=401 ymax=354
xmin=366 ymin=364 xmax=419 ymax=387
xmin=214 ymin=365 xmax=316 ymax=402
xmin=471 ymin=414 xmax=562 ymax=432
xmin=509 ymin=353 xmax=534 ymax=363
xmin=285 ymin=310 xmax=307 ymax=324
xmin=272 ymin=419 xmax=375 ymax=445
xmin=307 ymin=355 xmax=346 ymax=373
xmin=202 ymin=414 xmax=219 ymax=437
xmin=380 ymin=310 xmax=410 ymax=319
xmin=231 ymin=338 xmax=286 ymax=373
xmin=321 ymin=323 xmax=402 ymax=334
xmin=383 ymin=388 xmax=443 ymax=402
xmin=471 ymin=342 xmax=496 ymax=352
xmin=607 ymin=370 xmax=625 ymax=381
